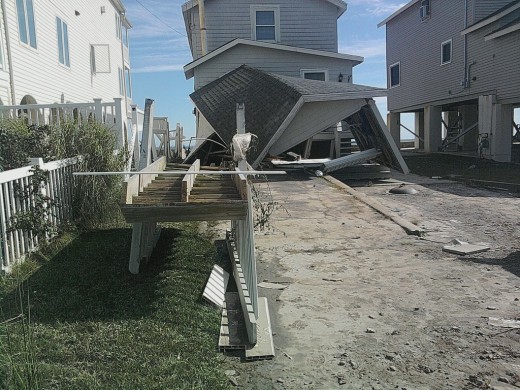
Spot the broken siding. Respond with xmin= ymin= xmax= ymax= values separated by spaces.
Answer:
xmin=193 ymin=45 xmax=354 ymax=89
xmin=204 ymin=0 xmax=338 ymax=54
xmin=269 ymin=99 xmax=366 ymax=156
xmin=466 ymin=25 xmax=520 ymax=103
xmin=386 ymin=0 xmax=465 ymax=112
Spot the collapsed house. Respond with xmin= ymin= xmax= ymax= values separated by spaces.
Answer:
xmin=186 ymin=65 xmax=408 ymax=173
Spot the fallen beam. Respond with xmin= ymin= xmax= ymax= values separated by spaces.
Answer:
xmin=319 ymin=148 xmax=380 ymax=174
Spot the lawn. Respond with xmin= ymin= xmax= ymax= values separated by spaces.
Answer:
xmin=0 ymin=223 xmax=232 ymax=390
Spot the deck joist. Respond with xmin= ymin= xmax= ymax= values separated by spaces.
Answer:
xmin=120 ymin=160 xmax=248 ymax=223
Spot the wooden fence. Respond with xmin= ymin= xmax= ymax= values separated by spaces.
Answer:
xmin=0 ymin=156 xmax=81 ymax=272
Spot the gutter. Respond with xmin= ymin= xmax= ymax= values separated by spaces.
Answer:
xmin=1 ymin=0 xmax=16 ymax=104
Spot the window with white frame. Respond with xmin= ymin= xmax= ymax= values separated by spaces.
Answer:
xmin=115 ymin=12 xmax=121 ymax=40
xmin=251 ymin=5 xmax=280 ymax=42
xmin=118 ymin=67 xmax=124 ymax=95
xmin=125 ymin=67 xmax=132 ymax=97
xmin=16 ymin=0 xmax=37 ymax=48
xmin=123 ymin=26 xmax=129 ymax=47
xmin=420 ymin=0 xmax=431 ymax=21
xmin=441 ymin=39 xmax=452 ymax=65
xmin=56 ymin=17 xmax=70 ymax=67
xmin=389 ymin=62 xmax=400 ymax=88
xmin=301 ymin=69 xmax=329 ymax=81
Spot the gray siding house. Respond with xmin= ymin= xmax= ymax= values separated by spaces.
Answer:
xmin=181 ymin=0 xmax=408 ymax=167
xmin=379 ymin=0 xmax=520 ymax=162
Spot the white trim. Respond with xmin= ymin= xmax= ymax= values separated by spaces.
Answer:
xmin=184 ymin=39 xmax=364 ymax=79
xmin=300 ymin=69 xmax=329 ymax=81
xmin=389 ymin=61 xmax=400 ymax=88
xmin=378 ymin=0 xmax=419 ymax=27
xmin=485 ymin=22 xmax=520 ymax=41
xmin=461 ymin=2 xmax=520 ymax=35
xmin=182 ymin=0 xmax=347 ymax=17
xmin=250 ymin=5 xmax=280 ymax=43
xmin=440 ymin=39 xmax=452 ymax=65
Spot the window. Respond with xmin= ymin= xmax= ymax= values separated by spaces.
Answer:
xmin=16 ymin=0 xmax=37 ymax=48
xmin=56 ymin=17 xmax=70 ymax=67
xmin=118 ymin=67 xmax=124 ymax=95
xmin=441 ymin=39 xmax=452 ymax=65
xmin=389 ymin=62 xmax=400 ymax=88
xmin=301 ymin=69 xmax=329 ymax=81
xmin=251 ymin=5 xmax=279 ymax=42
xmin=125 ymin=67 xmax=131 ymax=97
xmin=115 ymin=12 xmax=121 ymax=40
xmin=420 ymin=0 xmax=431 ymax=21
xmin=123 ymin=26 xmax=129 ymax=47
xmin=90 ymin=44 xmax=111 ymax=74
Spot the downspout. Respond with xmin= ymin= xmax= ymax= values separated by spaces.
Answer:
xmin=198 ymin=0 xmax=207 ymax=56
xmin=1 ymin=0 xmax=16 ymax=104
xmin=463 ymin=0 xmax=468 ymax=87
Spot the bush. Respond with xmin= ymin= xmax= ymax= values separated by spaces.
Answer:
xmin=1 ymin=119 xmax=126 ymax=229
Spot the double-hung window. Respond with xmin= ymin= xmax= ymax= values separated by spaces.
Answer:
xmin=56 ymin=17 xmax=70 ymax=67
xmin=118 ymin=67 xmax=124 ymax=96
xmin=16 ymin=0 xmax=37 ymax=48
xmin=251 ymin=5 xmax=279 ymax=42
xmin=125 ymin=67 xmax=132 ymax=98
xmin=420 ymin=0 xmax=431 ymax=21
xmin=389 ymin=62 xmax=400 ymax=88
xmin=115 ymin=13 xmax=121 ymax=40
xmin=441 ymin=39 xmax=452 ymax=65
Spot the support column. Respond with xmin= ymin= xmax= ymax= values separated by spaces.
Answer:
xmin=460 ymin=105 xmax=478 ymax=152
xmin=414 ymin=111 xmax=425 ymax=150
xmin=479 ymin=95 xmax=512 ymax=162
xmin=424 ymin=105 xmax=442 ymax=152
xmin=387 ymin=112 xmax=401 ymax=148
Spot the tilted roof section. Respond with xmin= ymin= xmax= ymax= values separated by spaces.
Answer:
xmin=184 ymin=38 xmax=364 ymax=79
xmin=182 ymin=0 xmax=348 ymax=17
xmin=484 ymin=15 xmax=520 ymax=40
xmin=190 ymin=65 xmax=387 ymax=165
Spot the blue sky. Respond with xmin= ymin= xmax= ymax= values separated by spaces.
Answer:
xmin=126 ymin=0 xmax=406 ymax=139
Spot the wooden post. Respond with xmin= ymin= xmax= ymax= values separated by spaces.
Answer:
xmin=93 ymin=99 xmax=103 ymax=123
xmin=114 ymin=97 xmax=125 ymax=151
xmin=139 ymin=99 xmax=155 ymax=170
xmin=236 ymin=103 xmax=247 ymax=171
xmin=130 ymin=104 xmax=140 ymax=170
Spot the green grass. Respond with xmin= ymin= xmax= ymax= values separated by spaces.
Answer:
xmin=403 ymin=153 xmax=520 ymax=184
xmin=0 ymin=224 xmax=231 ymax=390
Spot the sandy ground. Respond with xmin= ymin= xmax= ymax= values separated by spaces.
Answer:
xmin=223 ymin=171 xmax=520 ymax=390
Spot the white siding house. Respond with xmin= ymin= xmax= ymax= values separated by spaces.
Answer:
xmin=0 ymin=0 xmax=133 ymax=111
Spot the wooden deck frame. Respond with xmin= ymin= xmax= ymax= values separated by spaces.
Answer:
xmin=181 ymin=159 xmax=200 ymax=202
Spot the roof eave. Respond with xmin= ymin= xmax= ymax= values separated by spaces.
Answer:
xmin=461 ymin=1 xmax=520 ymax=35
xmin=377 ymin=0 xmax=419 ymax=27
xmin=183 ymin=39 xmax=364 ymax=79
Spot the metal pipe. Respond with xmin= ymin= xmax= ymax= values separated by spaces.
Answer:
xmin=463 ymin=0 xmax=468 ymax=87
xmin=1 ymin=0 xmax=16 ymax=104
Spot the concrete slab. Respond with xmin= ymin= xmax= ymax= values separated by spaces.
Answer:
xmin=245 ymin=297 xmax=275 ymax=361
xmin=442 ymin=240 xmax=490 ymax=255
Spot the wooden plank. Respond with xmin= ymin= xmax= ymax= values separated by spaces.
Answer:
xmin=202 ymin=265 xmax=230 ymax=308
xmin=121 ymin=203 xmax=248 ymax=223
xmin=182 ymin=159 xmax=200 ymax=202
xmin=245 ymin=297 xmax=275 ymax=360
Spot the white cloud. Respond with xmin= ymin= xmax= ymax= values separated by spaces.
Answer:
xmin=339 ymin=38 xmax=386 ymax=58
xmin=348 ymin=0 xmax=407 ymax=17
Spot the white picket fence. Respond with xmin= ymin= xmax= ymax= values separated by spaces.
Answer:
xmin=0 ymin=156 xmax=81 ymax=272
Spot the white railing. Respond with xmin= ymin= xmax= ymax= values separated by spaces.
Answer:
xmin=0 ymin=98 xmax=126 ymax=149
xmin=230 ymin=170 xmax=258 ymax=343
xmin=0 ymin=156 xmax=81 ymax=272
